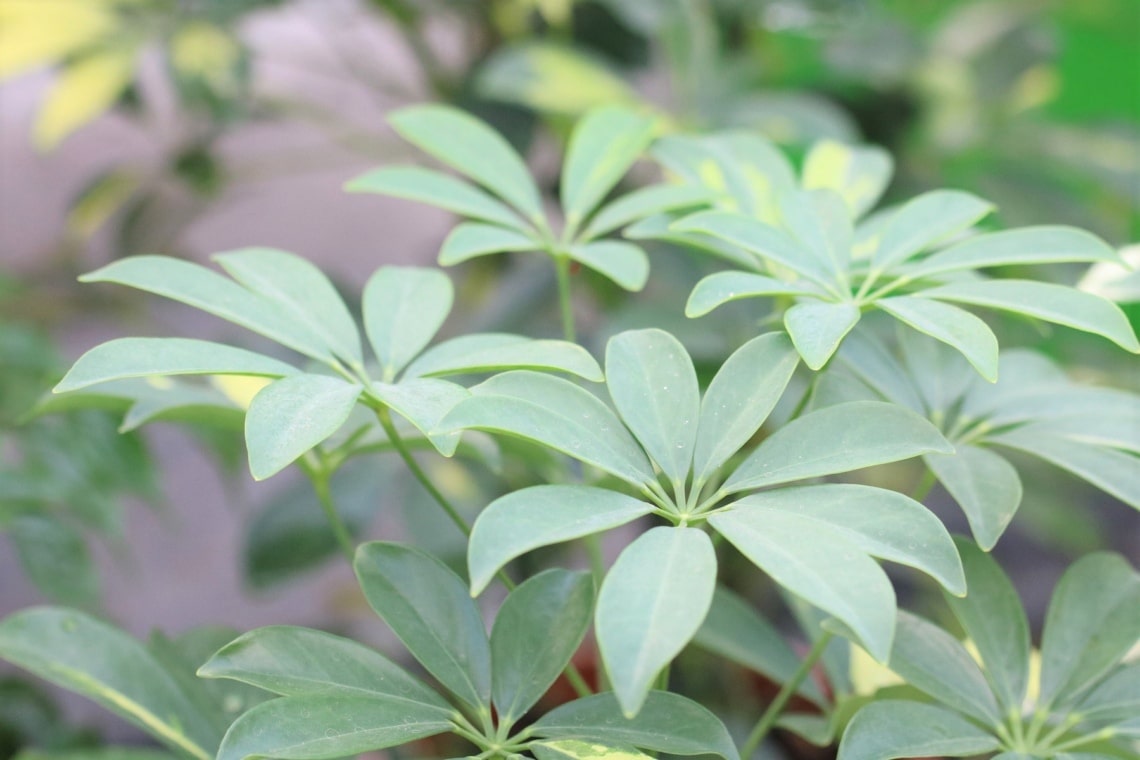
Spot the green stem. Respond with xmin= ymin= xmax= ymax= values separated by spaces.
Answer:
xmin=374 ymin=408 xmax=471 ymax=537
xmin=299 ymin=453 xmax=355 ymax=562
xmin=739 ymin=631 xmax=833 ymax=759
xmin=1048 ymin=727 xmax=1114 ymax=754
xmin=911 ymin=468 xmax=937 ymax=503
xmin=1035 ymin=713 xmax=1082 ymax=751
xmin=554 ymin=254 xmax=577 ymax=343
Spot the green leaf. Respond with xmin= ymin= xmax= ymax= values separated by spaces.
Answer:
xmin=566 ymin=242 xmax=650 ymax=291
xmin=870 ymin=190 xmax=994 ymax=271
xmin=943 ymin=538 xmax=1031 ymax=713
xmin=727 ymin=484 xmax=965 ymax=594
xmin=389 ymin=104 xmax=544 ymax=222
xmin=651 ymin=133 xmax=796 ymax=221
xmin=925 ymin=446 xmax=1022 ymax=550
xmin=604 ymin=330 xmax=699 ymax=484
xmin=692 ymin=332 xmax=800 ymax=481
xmin=990 ymin=429 xmax=1140 ymax=509
xmin=404 ymin=333 xmax=602 ymax=381
xmin=801 ymin=140 xmax=892 ymax=218
xmin=709 ymin=507 xmax=895 ymax=661
xmin=467 ymin=485 xmax=652 ymax=596
xmin=491 ymin=569 xmax=595 ymax=723
xmin=835 ymin=329 xmax=926 ymax=411
xmin=362 ymin=267 xmax=453 ymax=380
xmin=345 ymin=166 xmax=529 ymax=231
xmin=80 ymin=256 xmax=335 ymax=363
xmin=532 ymin=691 xmax=739 ymax=760
xmin=670 ymin=212 xmax=834 ymax=288
xmin=562 ymin=106 xmax=657 ymax=229
xmin=440 ymin=371 xmax=656 ymax=486
xmin=923 ymin=280 xmax=1140 ymax=353
xmin=533 ymin=740 xmax=651 ymax=760
xmin=354 ymin=542 xmax=491 ymax=711
xmin=9 ymin=516 xmax=99 ymax=606
xmin=214 ymin=248 xmax=362 ymax=366
xmin=198 ymin=626 xmax=449 ymax=708
xmin=684 ymin=272 xmax=819 ymax=318
xmin=0 ymin=608 xmax=221 ymax=760
xmin=439 ymin=222 xmax=541 ymax=265
xmin=55 ymin=338 xmax=298 ymax=393
xmin=876 ymin=297 xmax=999 ymax=381
xmin=476 ymin=42 xmax=639 ymax=118
xmin=596 ymin=527 xmax=717 ymax=717
xmin=837 ymin=700 xmax=1001 ymax=760
xmin=723 ymin=401 xmax=951 ymax=493
xmin=905 ymin=227 xmax=1120 ymax=280
xmin=1075 ymin=662 xmax=1140 ymax=724
xmin=779 ymin=190 xmax=852 ymax=281
xmin=582 ymin=184 xmax=713 ymax=240
xmin=784 ymin=301 xmax=861 ymax=370
xmin=1038 ymin=553 xmax=1140 ymax=710
xmin=215 ymin=694 xmax=453 ymax=760
xmin=244 ymin=374 xmax=361 ymax=480
xmin=370 ymin=378 xmax=468 ymax=457
xmin=692 ymin=586 xmax=826 ymax=705
xmin=889 ymin=612 xmax=1002 ymax=725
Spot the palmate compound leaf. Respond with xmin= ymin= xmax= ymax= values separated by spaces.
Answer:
xmin=353 ymin=542 xmax=491 ymax=713
xmin=595 ymin=527 xmax=717 ymax=717
xmin=532 ymin=691 xmax=739 ymax=760
xmin=666 ymin=179 xmax=1136 ymax=376
xmin=0 ymin=608 xmax=222 ymax=760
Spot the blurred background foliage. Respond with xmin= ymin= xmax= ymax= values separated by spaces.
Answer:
xmin=0 ymin=0 xmax=1136 ymax=757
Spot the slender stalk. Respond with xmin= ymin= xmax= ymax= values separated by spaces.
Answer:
xmin=911 ymin=468 xmax=937 ymax=503
xmin=374 ymin=407 xmax=471 ymax=537
xmin=740 ymin=631 xmax=833 ymax=759
xmin=1035 ymin=713 xmax=1082 ymax=751
xmin=554 ymin=254 xmax=577 ymax=343
xmin=373 ymin=411 xmax=596 ymax=698
xmin=1048 ymin=727 xmax=1114 ymax=754
xmin=300 ymin=453 xmax=355 ymax=562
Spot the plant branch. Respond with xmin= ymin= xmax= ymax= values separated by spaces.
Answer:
xmin=299 ymin=453 xmax=355 ymax=562
xmin=554 ymin=254 xmax=577 ymax=343
xmin=374 ymin=407 xmax=471 ymax=537
xmin=740 ymin=630 xmax=833 ymax=759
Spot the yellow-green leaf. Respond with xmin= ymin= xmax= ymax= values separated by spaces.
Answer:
xmin=34 ymin=46 xmax=137 ymax=150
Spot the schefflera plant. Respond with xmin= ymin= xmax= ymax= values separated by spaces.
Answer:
xmin=629 ymin=131 xmax=1139 ymax=375
xmin=440 ymin=326 xmax=964 ymax=717
xmin=827 ymin=329 xmax=1140 ymax=548
xmin=194 ymin=542 xmax=740 ymax=760
xmin=52 ymin=251 xmax=600 ymax=529
xmin=347 ymin=103 xmax=712 ymax=338
xmin=840 ymin=541 xmax=1140 ymax=760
